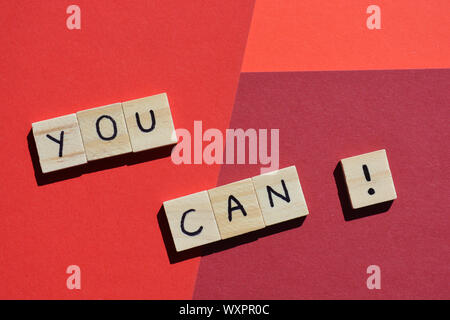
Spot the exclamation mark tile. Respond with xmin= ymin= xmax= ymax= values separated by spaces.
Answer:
xmin=340 ymin=149 xmax=397 ymax=209
xmin=362 ymin=164 xmax=376 ymax=195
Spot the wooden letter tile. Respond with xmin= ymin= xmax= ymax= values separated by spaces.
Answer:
xmin=122 ymin=93 xmax=177 ymax=152
xmin=76 ymin=103 xmax=132 ymax=161
xmin=163 ymin=191 xmax=221 ymax=252
xmin=208 ymin=178 xmax=265 ymax=239
xmin=252 ymin=165 xmax=309 ymax=226
xmin=340 ymin=149 xmax=397 ymax=209
xmin=32 ymin=114 xmax=87 ymax=173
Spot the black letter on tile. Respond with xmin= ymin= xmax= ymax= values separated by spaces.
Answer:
xmin=267 ymin=179 xmax=290 ymax=207
xmin=136 ymin=110 xmax=156 ymax=133
xmin=180 ymin=209 xmax=203 ymax=236
xmin=96 ymin=115 xmax=117 ymax=141
xmin=46 ymin=131 xmax=64 ymax=157
xmin=228 ymin=195 xmax=247 ymax=222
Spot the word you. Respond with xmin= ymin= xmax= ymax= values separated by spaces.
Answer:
xmin=32 ymin=93 xmax=177 ymax=173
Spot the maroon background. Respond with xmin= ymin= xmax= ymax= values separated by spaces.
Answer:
xmin=194 ymin=70 xmax=450 ymax=299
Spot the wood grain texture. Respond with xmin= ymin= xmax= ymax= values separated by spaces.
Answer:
xmin=252 ymin=165 xmax=309 ymax=226
xmin=122 ymin=93 xmax=177 ymax=152
xmin=341 ymin=149 xmax=397 ymax=209
xmin=76 ymin=103 xmax=132 ymax=161
xmin=163 ymin=191 xmax=221 ymax=252
xmin=208 ymin=178 xmax=265 ymax=240
xmin=32 ymin=114 xmax=87 ymax=173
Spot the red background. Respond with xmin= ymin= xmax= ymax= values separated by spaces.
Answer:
xmin=0 ymin=1 xmax=448 ymax=299
xmin=0 ymin=0 xmax=254 ymax=299
xmin=194 ymin=70 xmax=450 ymax=299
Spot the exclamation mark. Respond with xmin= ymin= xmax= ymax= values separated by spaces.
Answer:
xmin=363 ymin=164 xmax=375 ymax=195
